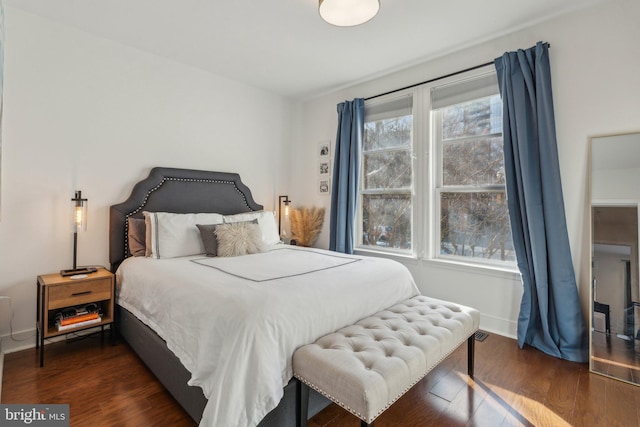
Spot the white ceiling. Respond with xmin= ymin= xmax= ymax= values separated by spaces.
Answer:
xmin=6 ymin=0 xmax=606 ymax=100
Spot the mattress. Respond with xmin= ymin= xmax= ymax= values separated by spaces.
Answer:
xmin=116 ymin=245 xmax=420 ymax=427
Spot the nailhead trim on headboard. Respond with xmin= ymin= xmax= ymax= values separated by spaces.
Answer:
xmin=122 ymin=177 xmax=253 ymax=260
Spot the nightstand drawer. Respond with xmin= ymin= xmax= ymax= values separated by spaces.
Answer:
xmin=48 ymin=278 xmax=112 ymax=309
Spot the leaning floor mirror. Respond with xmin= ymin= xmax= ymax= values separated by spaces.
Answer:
xmin=590 ymin=131 xmax=640 ymax=384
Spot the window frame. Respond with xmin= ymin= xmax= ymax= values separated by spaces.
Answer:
xmin=356 ymin=66 xmax=517 ymax=272
xmin=357 ymin=91 xmax=416 ymax=255
xmin=432 ymin=100 xmax=514 ymax=267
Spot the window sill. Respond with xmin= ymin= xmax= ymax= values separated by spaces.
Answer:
xmin=354 ymin=248 xmax=419 ymax=265
xmin=423 ymin=257 xmax=521 ymax=281
xmin=354 ymin=248 xmax=521 ymax=281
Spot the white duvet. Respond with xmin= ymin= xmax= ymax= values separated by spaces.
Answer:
xmin=116 ymin=245 xmax=419 ymax=427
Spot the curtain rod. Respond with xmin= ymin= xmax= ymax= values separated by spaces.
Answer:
xmin=365 ymin=43 xmax=551 ymax=101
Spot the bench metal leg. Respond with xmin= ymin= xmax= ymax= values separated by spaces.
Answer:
xmin=467 ymin=334 xmax=475 ymax=378
xmin=296 ymin=380 xmax=309 ymax=427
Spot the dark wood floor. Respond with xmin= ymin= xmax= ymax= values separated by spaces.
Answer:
xmin=3 ymin=332 xmax=640 ymax=426
xmin=592 ymin=330 xmax=640 ymax=385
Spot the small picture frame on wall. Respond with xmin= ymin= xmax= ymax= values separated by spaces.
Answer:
xmin=319 ymin=141 xmax=330 ymax=158
xmin=318 ymin=140 xmax=331 ymax=195
xmin=319 ymin=160 xmax=330 ymax=176
xmin=319 ymin=179 xmax=330 ymax=195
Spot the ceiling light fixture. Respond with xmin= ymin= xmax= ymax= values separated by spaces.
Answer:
xmin=319 ymin=0 xmax=380 ymax=27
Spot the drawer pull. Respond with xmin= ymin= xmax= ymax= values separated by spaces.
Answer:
xmin=71 ymin=291 xmax=92 ymax=297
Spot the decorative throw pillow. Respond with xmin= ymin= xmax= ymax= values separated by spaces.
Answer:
xmin=197 ymin=219 xmax=258 ymax=257
xmin=127 ymin=217 xmax=146 ymax=257
xmin=196 ymin=224 xmax=220 ymax=257
xmin=223 ymin=211 xmax=280 ymax=246
xmin=215 ymin=221 xmax=264 ymax=257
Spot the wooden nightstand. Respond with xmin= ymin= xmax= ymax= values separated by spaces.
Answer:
xmin=36 ymin=268 xmax=115 ymax=367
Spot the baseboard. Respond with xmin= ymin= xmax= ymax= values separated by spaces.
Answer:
xmin=1 ymin=329 xmax=37 ymax=355
xmin=479 ymin=313 xmax=517 ymax=340
xmin=1 ymin=325 xmax=114 ymax=355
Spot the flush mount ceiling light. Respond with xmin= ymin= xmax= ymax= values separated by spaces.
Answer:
xmin=319 ymin=0 xmax=380 ymax=27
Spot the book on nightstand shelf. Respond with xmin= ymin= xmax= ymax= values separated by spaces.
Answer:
xmin=58 ymin=312 xmax=100 ymax=326
xmin=54 ymin=303 xmax=103 ymax=330
xmin=57 ymin=317 xmax=102 ymax=331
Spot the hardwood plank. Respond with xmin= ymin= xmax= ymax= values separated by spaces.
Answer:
xmin=2 ymin=336 xmax=195 ymax=427
xmin=540 ymin=359 xmax=582 ymax=425
xmin=572 ymin=369 xmax=607 ymax=427
xmin=465 ymin=393 xmax=508 ymax=427
xmin=435 ymin=376 xmax=484 ymax=425
xmin=606 ymin=378 xmax=639 ymax=427
xmin=3 ymin=332 xmax=640 ymax=426
xmin=429 ymin=369 xmax=468 ymax=402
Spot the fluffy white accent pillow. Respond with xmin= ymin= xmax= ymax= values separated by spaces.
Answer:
xmin=223 ymin=211 xmax=280 ymax=245
xmin=144 ymin=212 xmax=224 ymax=259
xmin=215 ymin=222 xmax=264 ymax=257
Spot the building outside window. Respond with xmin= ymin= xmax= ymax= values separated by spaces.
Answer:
xmin=434 ymin=92 xmax=515 ymax=263
xmin=358 ymin=69 xmax=515 ymax=268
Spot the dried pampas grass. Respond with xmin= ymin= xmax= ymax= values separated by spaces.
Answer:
xmin=290 ymin=207 xmax=325 ymax=247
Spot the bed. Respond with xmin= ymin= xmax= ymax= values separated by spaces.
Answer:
xmin=109 ymin=167 xmax=420 ymax=427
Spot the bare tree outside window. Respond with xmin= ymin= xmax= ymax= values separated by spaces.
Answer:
xmin=437 ymin=95 xmax=515 ymax=262
xmin=357 ymin=73 xmax=513 ymax=266
xmin=361 ymin=113 xmax=413 ymax=252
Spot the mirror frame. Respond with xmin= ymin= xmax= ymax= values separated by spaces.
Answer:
xmin=589 ymin=131 xmax=640 ymax=385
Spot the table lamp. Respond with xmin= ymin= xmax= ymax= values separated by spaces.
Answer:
xmin=60 ymin=191 xmax=96 ymax=276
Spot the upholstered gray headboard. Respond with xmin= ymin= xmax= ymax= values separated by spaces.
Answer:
xmin=109 ymin=167 xmax=263 ymax=271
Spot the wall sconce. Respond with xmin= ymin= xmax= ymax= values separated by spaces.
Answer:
xmin=278 ymin=195 xmax=291 ymax=240
xmin=61 ymin=191 xmax=95 ymax=276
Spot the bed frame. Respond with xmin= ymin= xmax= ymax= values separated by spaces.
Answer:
xmin=109 ymin=167 xmax=329 ymax=426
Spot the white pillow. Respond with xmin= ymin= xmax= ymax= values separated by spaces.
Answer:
xmin=223 ymin=211 xmax=280 ymax=245
xmin=144 ymin=212 xmax=224 ymax=259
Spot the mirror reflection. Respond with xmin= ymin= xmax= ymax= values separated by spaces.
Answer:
xmin=591 ymin=132 xmax=640 ymax=384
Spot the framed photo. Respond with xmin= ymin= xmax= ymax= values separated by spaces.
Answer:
xmin=319 ymin=160 xmax=330 ymax=176
xmin=318 ymin=141 xmax=330 ymax=158
xmin=319 ymin=179 xmax=330 ymax=195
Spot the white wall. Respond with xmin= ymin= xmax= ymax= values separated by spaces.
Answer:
xmin=593 ymin=167 xmax=640 ymax=200
xmin=0 ymin=7 xmax=292 ymax=351
xmin=293 ymin=0 xmax=640 ymax=337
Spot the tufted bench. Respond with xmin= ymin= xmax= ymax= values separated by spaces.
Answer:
xmin=293 ymin=295 xmax=480 ymax=427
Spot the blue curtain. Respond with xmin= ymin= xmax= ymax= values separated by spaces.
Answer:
xmin=494 ymin=42 xmax=587 ymax=363
xmin=329 ymin=98 xmax=364 ymax=254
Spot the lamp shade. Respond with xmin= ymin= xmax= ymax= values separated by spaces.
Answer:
xmin=278 ymin=195 xmax=291 ymax=239
xmin=72 ymin=190 xmax=88 ymax=232
xmin=319 ymin=0 xmax=380 ymax=27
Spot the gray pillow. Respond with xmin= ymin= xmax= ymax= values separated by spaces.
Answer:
xmin=196 ymin=223 xmax=220 ymax=257
xmin=197 ymin=219 xmax=259 ymax=257
xmin=128 ymin=217 xmax=146 ymax=257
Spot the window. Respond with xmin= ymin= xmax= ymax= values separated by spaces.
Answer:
xmin=360 ymin=95 xmax=413 ymax=252
xmin=432 ymin=74 xmax=515 ymax=264
xmin=356 ymin=68 xmax=515 ymax=268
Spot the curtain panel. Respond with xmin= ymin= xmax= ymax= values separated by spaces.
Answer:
xmin=495 ymin=42 xmax=587 ymax=363
xmin=329 ymin=98 xmax=364 ymax=254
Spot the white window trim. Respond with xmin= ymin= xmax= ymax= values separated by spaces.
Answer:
xmin=357 ymin=66 xmax=519 ymax=274
xmin=432 ymin=104 xmax=514 ymax=267
xmin=358 ymin=89 xmax=416 ymax=255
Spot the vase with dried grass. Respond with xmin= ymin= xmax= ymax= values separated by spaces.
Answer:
xmin=290 ymin=207 xmax=325 ymax=247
